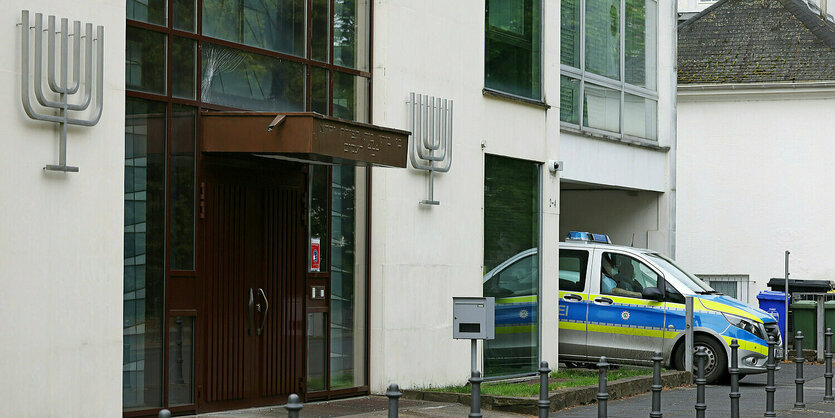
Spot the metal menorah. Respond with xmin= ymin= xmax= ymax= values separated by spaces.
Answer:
xmin=408 ymin=92 xmax=453 ymax=205
xmin=20 ymin=10 xmax=104 ymax=172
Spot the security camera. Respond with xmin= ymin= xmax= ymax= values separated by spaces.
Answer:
xmin=548 ymin=160 xmax=563 ymax=173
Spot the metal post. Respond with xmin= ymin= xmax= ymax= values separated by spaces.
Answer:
xmin=469 ymin=371 xmax=483 ymax=418
xmin=386 ymin=383 xmax=402 ymax=418
xmin=729 ymin=339 xmax=740 ymax=418
xmin=685 ymin=296 xmax=695 ymax=382
xmin=765 ymin=336 xmax=777 ymax=417
xmin=785 ymin=250 xmax=790 ymax=360
xmin=158 ymin=410 xmax=171 ymax=418
xmin=826 ymin=328 xmax=834 ymax=402
xmin=597 ymin=356 xmax=609 ymax=418
xmin=818 ymin=294 xmax=826 ymax=362
xmin=695 ymin=347 xmax=707 ymax=418
xmin=538 ymin=361 xmax=551 ymax=418
xmin=650 ymin=351 xmax=663 ymax=418
xmin=285 ymin=393 xmax=303 ymax=418
xmin=795 ymin=331 xmax=806 ymax=409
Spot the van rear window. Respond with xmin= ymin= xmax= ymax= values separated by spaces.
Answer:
xmin=559 ymin=250 xmax=588 ymax=292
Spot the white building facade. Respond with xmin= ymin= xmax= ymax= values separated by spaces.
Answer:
xmin=676 ymin=0 xmax=835 ymax=303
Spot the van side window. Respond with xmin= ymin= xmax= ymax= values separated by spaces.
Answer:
xmin=601 ymin=252 xmax=660 ymax=299
xmin=485 ymin=253 xmax=538 ymax=297
xmin=559 ymin=250 xmax=588 ymax=292
xmin=665 ymin=282 xmax=686 ymax=304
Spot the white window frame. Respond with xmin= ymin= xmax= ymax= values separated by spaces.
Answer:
xmin=560 ymin=0 xmax=659 ymax=142
xmin=699 ymin=274 xmax=750 ymax=304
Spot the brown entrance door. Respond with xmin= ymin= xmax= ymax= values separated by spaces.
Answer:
xmin=198 ymin=156 xmax=305 ymax=412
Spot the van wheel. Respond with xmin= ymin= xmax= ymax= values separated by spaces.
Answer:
xmin=674 ymin=335 xmax=728 ymax=384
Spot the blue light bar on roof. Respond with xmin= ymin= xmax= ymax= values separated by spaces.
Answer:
xmin=566 ymin=231 xmax=612 ymax=244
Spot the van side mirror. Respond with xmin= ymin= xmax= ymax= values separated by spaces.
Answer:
xmin=642 ymin=287 xmax=664 ymax=301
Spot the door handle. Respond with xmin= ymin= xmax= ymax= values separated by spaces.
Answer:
xmin=247 ymin=288 xmax=255 ymax=336
xmin=563 ymin=294 xmax=583 ymax=302
xmin=594 ymin=297 xmax=614 ymax=305
xmin=256 ymin=287 xmax=269 ymax=336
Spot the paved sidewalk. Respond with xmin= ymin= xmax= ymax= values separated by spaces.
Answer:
xmin=200 ymin=396 xmax=529 ymax=417
xmin=555 ymin=363 xmax=833 ymax=417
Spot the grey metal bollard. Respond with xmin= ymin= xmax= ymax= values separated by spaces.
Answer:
xmin=386 ymin=383 xmax=402 ymax=418
xmin=650 ymin=351 xmax=662 ymax=418
xmin=158 ymin=409 xmax=171 ymax=418
xmin=795 ymin=331 xmax=806 ymax=409
xmin=729 ymin=339 xmax=740 ymax=418
xmin=538 ymin=361 xmax=551 ymax=418
xmin=765 ymin=336 xmax=777 ymax=417
xmin=597 ymin=356 xmax=609 ymax=418
xmin=825 ymin=328 xmax=834 ymax=402
xmin=469 ymin=370 xmax=483 ymax=418
xmin=285 ymin=393 xmax=303 ymax=418
xmin=695 ymin=347 xmax=707 ymax=418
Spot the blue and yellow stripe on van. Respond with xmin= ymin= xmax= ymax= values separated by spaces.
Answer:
xmin=557 ymin=292 xmax=772 ymax=355
xmin=495 ymin=295 xmax=537 ymax=335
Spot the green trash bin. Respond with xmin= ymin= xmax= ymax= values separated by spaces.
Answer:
xmin=791 ymin=300 xmax=817 ymax=350
xmin=824 ymin=300 xmax=835 ymax=346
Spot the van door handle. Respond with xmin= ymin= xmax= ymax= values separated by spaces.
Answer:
xmin=563 ymin=294 xmax=582 ymax=302
xmin=594 ymin=297 xmax=614 ymax=305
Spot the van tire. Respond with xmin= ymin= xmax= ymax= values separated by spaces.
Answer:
xmin=673 ymin=335 xmax=728 ymax=384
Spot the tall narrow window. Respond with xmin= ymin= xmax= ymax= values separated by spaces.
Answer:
xmin=483 ymin=155 xmax=540 ymax=377
xmin=124 ymin=98 xmax=166 ymax=410
xmin=485 ymin=0 xmax=542 ymax=99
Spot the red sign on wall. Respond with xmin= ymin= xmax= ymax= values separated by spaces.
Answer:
xmin=310 ymin=238 xmax=321 ymax=272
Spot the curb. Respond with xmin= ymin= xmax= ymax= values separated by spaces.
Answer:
xmin=402 ymin=370 xmax=691 ymax=415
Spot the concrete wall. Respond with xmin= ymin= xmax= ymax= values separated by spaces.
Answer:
xmin=0 ymin=2 xmax=124 ymax=415
xmin=369 ymin=0 xmax=561 ymax=392
xmin=676 ymin=86 xmax=835 ymax=303
xmin=560 ymin=189 xmax=665 ymax=251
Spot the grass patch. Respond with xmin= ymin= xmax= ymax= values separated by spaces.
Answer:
xmin=423 ymin=367 xmax=654 ymax=397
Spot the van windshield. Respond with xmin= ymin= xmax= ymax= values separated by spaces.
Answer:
xmin=644 ymin=253 xmax=716 ymax=294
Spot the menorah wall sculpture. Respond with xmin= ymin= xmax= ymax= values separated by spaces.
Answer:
xmin=20 ymin=10 xmax=104 ymax=172
xmin=408 ymin=92 xmax=453 ymax=205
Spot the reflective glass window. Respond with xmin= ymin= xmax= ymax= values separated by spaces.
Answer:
xmin=126 ymin=27 xmax=167 ymax=95
xmin=172 ymin=37 xmax=196 ymax=100
xmin=485 ymin=0 xmax=542 ymax=99
xmin=167 ymin=316 xmax=195 ymax=405
xmin=560 ymin=76 xmax=580 ymax=124
xmin=124 ymin=98 xmax=166 ymax=410
xmin=483 ymin=155 xmax=539 ymax=377
xmin=561 ymin=0 xmax=581 ymax=67
xmin=626 ymin=0 xmax=657 ymax=89
xmin=624 ymin=93 xmax=657 ymax=140
xmin=309 ymin=164 xmax=329 ymax=272
xmin=201 ymin=43 xmax=305 ymax=111
xmin=203 ymin=0 xmax=307 ymax=57
xmin=173 ymin=0 xmax=197 ymax=32
xmin=170 ymin=105 xmax=196 ymax=270
xmin=583 ymin=83 xmax=620 ymax=133
xmin=333 ymin=0 xmax=370 ymax=71
xmin=128 ymin=0 xmax=166 ymax=26
xmin=585 ymin=0 xmax=620 ymax=80
xmin=311 ymin=0 xmax=330 ymax=62
xmin=333 ymin=72 xmax=368 ymax=123
xmin=330 ymin=166 xmax=367 ymax=389
xmin=311 ymin=67 xmax=329 ymax=115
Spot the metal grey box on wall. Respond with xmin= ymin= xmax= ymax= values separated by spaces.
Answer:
xmin=453 ymin=297 xmax=495 ymax=340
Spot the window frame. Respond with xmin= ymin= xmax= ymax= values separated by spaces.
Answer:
xmin=560 ymin=0 xmax=658 ymax=141
xmin=699 ymin=274 xmax=750 ymax=303
xmin=483 ymin=0 xmax=545 ymax=102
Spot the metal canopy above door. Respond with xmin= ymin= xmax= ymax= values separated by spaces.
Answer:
xmin=200 ymin=112 xmax=410 ymax=168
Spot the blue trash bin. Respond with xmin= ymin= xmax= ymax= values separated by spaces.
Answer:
xmin=758 ymin=290 xmax=787 ymax=341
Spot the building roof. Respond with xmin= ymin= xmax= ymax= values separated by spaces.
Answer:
xmin=678 ymin=0 xmax=835 ymax=84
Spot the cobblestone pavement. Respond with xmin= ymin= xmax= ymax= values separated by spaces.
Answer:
xmin=555 ymin=362 xmax=834 ymax=417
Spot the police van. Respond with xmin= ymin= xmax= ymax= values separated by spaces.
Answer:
xmin=483 ymin=231 xmax=782 ymax=383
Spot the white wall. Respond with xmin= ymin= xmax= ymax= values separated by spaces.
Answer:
xmin=369 ymin=0 xmax=561 ymax=392
xmin=0 ymin=2 xmax=124 ymax=415
xmin=677 ymin=87 xmax=835 ymax=302
xmin=560 ymin=189 xmax=665 ymax=251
